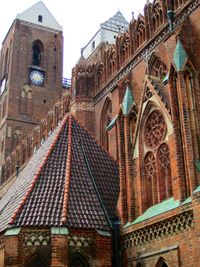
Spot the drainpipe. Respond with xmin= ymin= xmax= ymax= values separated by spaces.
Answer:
xmin=16 ymin=162 xmax=20 ymax=178
xmin=167 ymin=10 xmax=174 ymax=31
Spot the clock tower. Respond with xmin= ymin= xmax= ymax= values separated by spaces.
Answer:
xmin=0 ymin=1 xmax=63 ymax=169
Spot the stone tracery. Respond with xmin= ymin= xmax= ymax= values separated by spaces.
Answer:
xmin=144 ymin=110 xmax=167 ymax=149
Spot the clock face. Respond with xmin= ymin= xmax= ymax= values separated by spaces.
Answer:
xmin=30 ymin=70 xmax=44 ymax=86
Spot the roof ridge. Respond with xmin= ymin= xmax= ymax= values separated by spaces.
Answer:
xmin=61 ymin=114 xmax=73 ymax=224
xmin=9 ymin=114 xmax=70 ymax=225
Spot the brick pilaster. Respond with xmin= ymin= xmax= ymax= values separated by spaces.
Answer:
xmin=124 ymin=116 xmax=135 ymax=222
xmin=51 ymin=235 xmax=68 ymax=267
xmin=117 ymin=119 xmax=128 ymax=224
xmin=4 ymin=235 xmax=20 ymax=267
xmin=168 ymin=75 xmax=187 ymax=200
xmin=177 ymin=72 xmax=196 ymax=193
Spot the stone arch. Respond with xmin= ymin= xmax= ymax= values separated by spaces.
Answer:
xmin=155 ymin=257 xmax=168 ymax=267
xmin=69 ymin=252 xmax=89 ymax=267
xmin=148 ymin=53 xmax=167 ymax=79
xmin=100 ymin=97 xmax=112 ymax=150
xmin=25 ymin=254 xmax=48 ymax=267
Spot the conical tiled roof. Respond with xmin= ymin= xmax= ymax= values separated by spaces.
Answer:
xmin=0 ymin=115 xmax=119 ymax=232
xmin=173 ymin=39 xmax=188 ymax=71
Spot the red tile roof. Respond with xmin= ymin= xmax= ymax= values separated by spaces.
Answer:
xmin=0 ymin=115 xmax=119 ymax=232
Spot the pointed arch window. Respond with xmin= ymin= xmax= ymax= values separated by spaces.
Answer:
xmin=70 ymin=253 xmax=89 ymax=267
xmin=156 ymin=257 xmax=168 ymax=267
xmin=25 ymin=255 xmax=47 ymax=267
xmin=157 ymin=143 xmax=172 ymax=201
xmin=100 ymin=98 xmax=112 ymax=151
xmin=32 ymin=40 xmax=44 ymax=66
xmin=144 ymin=152 xmax=156 ymax=208
xmin=143 ymin=109 xmax=172 ymax=209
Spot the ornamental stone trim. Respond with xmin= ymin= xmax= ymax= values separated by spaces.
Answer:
xmin=121 ymin=210 xmax=193 ymax=249
xmin=68 ymin=235 xmax=93 ymax=248
xmin=71 ymin=101 xmax=94 ymax=112
xmin=20 ymin=20 xmax=61 ymax=34
xmin=93 ymin=0 xmax=200 ymax=104
xmin=23 ymin=231 xmax=50 ymax=246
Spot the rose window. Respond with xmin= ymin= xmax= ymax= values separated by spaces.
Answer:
xmin=144 ymin=110 xmax=167 ymax=148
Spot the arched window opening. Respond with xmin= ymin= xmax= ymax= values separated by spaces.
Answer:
xmin=144 ymin=152 xmax=156 ymax=208
xmin=25 ymin=255 xmax=47 ymax=267
xmin=148 ymin=54 xmax=167 ymax=80
xmin=142 ymin=109 xmax=171 ymax=210
xmin=32 ymin=40 xmax=43 ymax=66
xmin=38 ymin=15 xmax=43 ymax=22
xmin=156 ymin=257 xmax=168 ymax=267
xmin=157 ymin=143 xmax=172 ymax=201
xmin=70 ymin=253 xmax=89 ymax=267
xmin=100 ymin=98 xmax=112 ymax=151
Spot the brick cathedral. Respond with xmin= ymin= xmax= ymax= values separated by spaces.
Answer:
xmin=0 ymin=0 xmax=200 ymax=266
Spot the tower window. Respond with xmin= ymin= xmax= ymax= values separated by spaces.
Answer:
xmin=32 ymin=44 xmax=41 ymax=66
xmin=38 ymin=15 xmax=43 ymax=22
xmin=92 ymin=40 xmax=95 ymax=50
xmin=32 ymin=40 xmax=44 ymax=67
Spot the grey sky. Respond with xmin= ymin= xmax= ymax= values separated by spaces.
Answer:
xmin=0 ymin=0 xmax=147 ymax=77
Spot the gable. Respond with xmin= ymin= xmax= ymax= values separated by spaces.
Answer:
xmin=16 ymin=1 xmax=62 ymax=31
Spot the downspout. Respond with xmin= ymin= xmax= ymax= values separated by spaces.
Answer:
xmin=80 ymin=142 xmax=121 ymax=267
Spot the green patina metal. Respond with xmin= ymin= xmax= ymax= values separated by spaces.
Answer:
xmin=4 ymin=227 xmax=21 ymax=236
xmin=162 ymin=73 xmax=169 ymax=84
xmin=121 ymin=85 xmax=134 ymax=116
xmin=124 ymin=196 xmax=192 ymax=228
xmin=106 ymin=115 xmax=118 ymax=131
xmin=194 ymin=159 xmax=200 ymax=173
xmin=96 ymin=230 xmax=111 ymax=237
xmin=51 ymin=227 xmax=69 ymax=235
xmin=173 ymin=39 xmax=188 ymax=71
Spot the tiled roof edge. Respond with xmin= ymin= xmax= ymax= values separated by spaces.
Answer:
xmin=61 ymin=114 xmax=72 ymax=224
xmin=9 ymin=114 xmax=69 ymax=225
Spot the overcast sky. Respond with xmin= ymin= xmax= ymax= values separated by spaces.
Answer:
xmin=0 ymin=0 xmax=147 ymax=78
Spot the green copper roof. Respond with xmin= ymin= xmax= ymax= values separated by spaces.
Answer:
xmin=4 ymin=227 xmax=21 ymax=236
xmin=124 ymin=196 xmax=192 ymax=228
xmin=194 ymin=159 xmax=200 ymax=173
xmin=121 ymin=85 xmax=134 ymax=116
xmin=51 ymin=227 xmax=69 ymax=235
xmin=162 ymin=73 xmax=169 ymax=85
xmin=106 ymin=115 xmax=118 ymax=131
xmin=173 ymin=39 xmax=188 ymax=71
